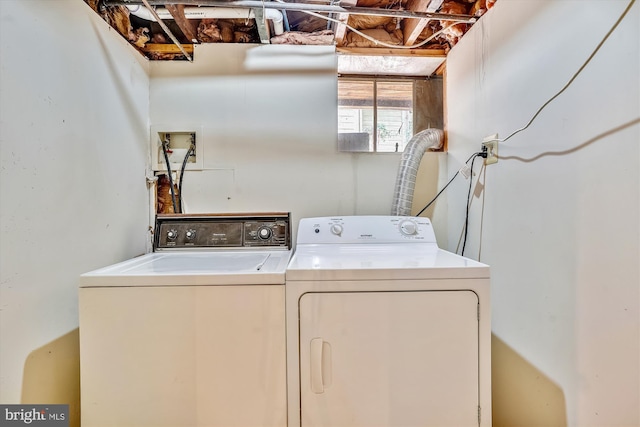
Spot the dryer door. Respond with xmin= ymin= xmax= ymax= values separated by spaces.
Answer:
xmin=299 ymin=290 xmax=479 ymax=427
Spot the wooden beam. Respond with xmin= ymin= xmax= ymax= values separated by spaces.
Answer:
xmin=337 ymin=47 xmax=446 ymax=57
xmin=140 ymin=0 xmax=192 ymax=60
xmin=334 ymin=0 xmax=358 ymax=46
xmin=106 ymin=1 xmax=475 ymax=21
xmin=165 ymin=4 xmax=199 ymax=43
xmin=142 ymin=43 xmax=194 ymax=54
xmin=433 ymin=59 xmax=446 ymax=75
xmin=402 ymin=0 xmax=443 ymax=46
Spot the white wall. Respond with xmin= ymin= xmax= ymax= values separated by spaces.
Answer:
xmin=445 ymin=1 xmax=639 ymax=426
xmin=149 ymin=44 xmax=446 ymax=241
xmin=0 ymin=1 xmax=150 ymax=424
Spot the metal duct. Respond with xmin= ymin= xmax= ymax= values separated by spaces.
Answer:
xmin=391 ymin=128 xmax=443 ymax=216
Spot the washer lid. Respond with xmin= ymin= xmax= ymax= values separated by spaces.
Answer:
xmin=80 ymin=250 xmax=292 ymax=287
xmin=286 ymin=244 xmax=489 ymax=281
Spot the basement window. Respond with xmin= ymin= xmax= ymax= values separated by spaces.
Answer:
xmin=337 ymin=77 xmax=443 ymax=153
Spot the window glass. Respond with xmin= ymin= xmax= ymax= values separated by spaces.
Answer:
xmin=338 ymin=80 xmax=374 ymax=151
xmin=377 ymin=81 xmax=413 ymax=152
xmin=337 ymin=79 xmax=414 ymax=152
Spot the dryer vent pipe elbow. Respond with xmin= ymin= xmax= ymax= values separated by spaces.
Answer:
xmin=391 ymin=128 xmax=444 ymax=216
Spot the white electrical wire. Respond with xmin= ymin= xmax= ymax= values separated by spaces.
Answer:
xmin=498 ymin=0 xmax=636 ymax=143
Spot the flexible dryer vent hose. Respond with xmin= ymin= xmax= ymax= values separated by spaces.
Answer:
xmin=391 ymin=128 xmax=444 ymax=216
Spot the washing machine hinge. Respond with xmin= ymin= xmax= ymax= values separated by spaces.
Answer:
xmin=478 ymin=405 xmax=481 ymax=425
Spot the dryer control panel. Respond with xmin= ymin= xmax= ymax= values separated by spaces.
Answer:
xmin=154 ymin=213 xmax=291 ymax=250
xmin=297 ymin=216 xmax=438 ymax=245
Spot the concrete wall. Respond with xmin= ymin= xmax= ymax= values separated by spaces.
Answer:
xmin=0 ymin=2 xmax=150 ymax=426
xmin=445 ymin=1 xmax=639 ymax=426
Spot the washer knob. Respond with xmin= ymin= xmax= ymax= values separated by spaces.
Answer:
xmin=330 ymin=224 xmax=343 ymax=236
xmin=167 ymin=229 xmax=178 ymax=240
xmin=399 ymin=220 xmax=418 ymax=236
xmin=186 ymin=229 xmax=196 ymax=240
xmin=258 ymin=227 xmax=272 ymax=240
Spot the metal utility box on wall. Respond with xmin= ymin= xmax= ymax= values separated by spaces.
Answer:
xmin=414 ymin=78 xmax=443 ymax=134
xmin=338 ymin=132 xmax=370 ymax=152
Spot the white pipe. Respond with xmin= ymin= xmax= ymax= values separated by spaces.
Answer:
xmin=127 ymin=5 xmax=284 ymax=35
xmin=266 ymin=8 xmax=284 ymax=35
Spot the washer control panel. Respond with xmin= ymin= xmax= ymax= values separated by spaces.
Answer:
xmin=154 ymin=213 xmax=290 ymax=250
xmin=298 ymin=216 xmax=438 ymax=245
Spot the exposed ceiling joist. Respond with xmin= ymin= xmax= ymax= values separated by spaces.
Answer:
xmin=333 ymin=0 xmax=358 ymax=45
xmin=165 ymin=4 xmax=199 ymax=43
xmin=140 ymin=0 xmax=193 ymax=60
xmin=403 ymin=0 xmax=443 ymax=46
xmin=143 ymin=43 xmax=195 ymax=55
xmin=92 ymin=0 xmax=496 ymax=73
xmin=338 ymin=47 xmax=446 ymax=57
xmin=106 ymin=0 xmax=476 ymax=23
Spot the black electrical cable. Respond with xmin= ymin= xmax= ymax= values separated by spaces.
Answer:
xmin=416 ymin=152 xmax=482 ymax=217
xmin=178 ymin=144 xmax=195 ymax=214
xmin=499 ymin=0 xmax=636 ymax=143
xmin=161 ymin=140 xmax=179 ymax=213
xmin=461 ymin=153 xmax=482 ymax=256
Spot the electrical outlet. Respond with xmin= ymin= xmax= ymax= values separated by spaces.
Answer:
xmin=482 ymin=134 xmax=499 ymax=165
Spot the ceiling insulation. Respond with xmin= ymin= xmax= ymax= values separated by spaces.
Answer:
xmin=86 ymin=0 xmax=496 ymax=75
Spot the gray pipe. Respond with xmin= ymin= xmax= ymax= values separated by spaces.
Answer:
xmin=391 ymin=128 xmax=444 ymax=216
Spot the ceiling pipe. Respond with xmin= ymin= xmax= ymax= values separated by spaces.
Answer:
xmin=107 ymin=0 xmax=476 ymax=23
xmin=127 ymin=5 xmax=285 ymax=35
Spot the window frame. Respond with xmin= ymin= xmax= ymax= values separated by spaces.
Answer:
xmin=337 ymin=75 xmax=444 ymax=153
xmin=338 ymin=76 xmax=415 ymax=153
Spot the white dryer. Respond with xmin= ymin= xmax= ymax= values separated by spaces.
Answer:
xmin=285 ymin=216 xmax=491 ymax=427
xmin=79 ymin=213 xmax=291 ymax=427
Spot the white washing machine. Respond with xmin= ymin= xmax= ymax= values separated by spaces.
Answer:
xmin=79 ymin=213 xmax=292 ymax=427
xmin=285 ymin=216 xmax=491 ymax=427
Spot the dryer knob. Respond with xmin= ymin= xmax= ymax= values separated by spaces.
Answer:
xmin=330 ymin=224 xmax=343 ymax=236
xmin=399 ymin=220 xmax=418 ymax=236
xmin=167 ymin=229 xmax=178 ymax=240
